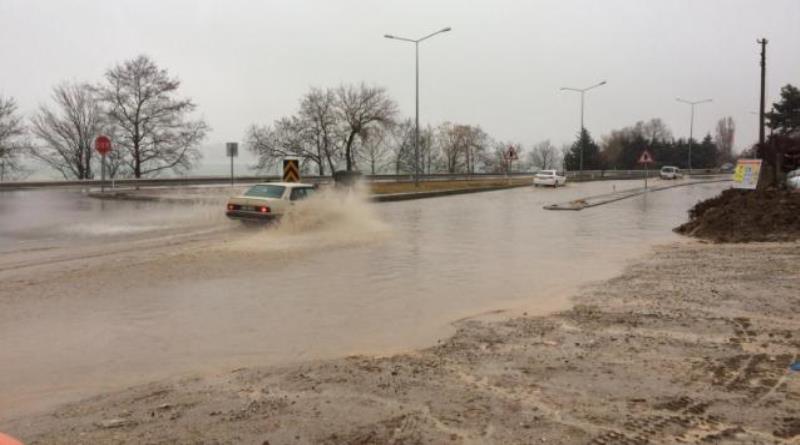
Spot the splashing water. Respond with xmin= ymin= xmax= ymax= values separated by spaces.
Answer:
xmin=224 ymin=185 xmax=391 ymax=254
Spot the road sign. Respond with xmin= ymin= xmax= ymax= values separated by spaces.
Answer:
xmin=505 ymin=145 xmax=518 ymax=161
xmin=226 ymin=142 xmax=239 ymax=186
xmin=95 ymin=135 xmax=111 ymax=155
xmin=637 ymin=150 xmax=654 ymax=164
xmin=94 ymin=135 xmax=112 ymax=193
xmin=283 ymin=158 xmax=300 ymax=182
xmin=732 ymin=159 xmax=762 ymax=190
xmin=226 ymin=142 xmax=238 ymax=157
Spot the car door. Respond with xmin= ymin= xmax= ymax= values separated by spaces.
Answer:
xmin=289 ymin=187 xmax=306 ymax=202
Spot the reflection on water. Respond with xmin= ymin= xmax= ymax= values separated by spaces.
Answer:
xmin=0 ymin=180 xmax=728 ymax=419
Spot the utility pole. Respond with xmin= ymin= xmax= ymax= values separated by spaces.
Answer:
xmin=757 ymin=38 xmax=768 ymax=148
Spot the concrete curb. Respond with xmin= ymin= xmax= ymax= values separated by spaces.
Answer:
xmin=544 ymin=178 xmax=732 ymax=211
xmin=369 ymin=183 xmax=531 ymax=202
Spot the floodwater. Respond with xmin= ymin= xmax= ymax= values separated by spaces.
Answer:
xmin=0 ymin=179 xmax=729 ymax=420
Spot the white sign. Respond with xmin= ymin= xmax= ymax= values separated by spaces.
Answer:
xmin=732 ymin=159 xmax=762 ymax=190
xmin=638 ymin=150 xmax=654 ymax=164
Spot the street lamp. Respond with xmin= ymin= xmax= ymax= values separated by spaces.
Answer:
xmin=560 ymin=80 xmax=607 ymax=174
xmin=385 ymin=26 xmax=451 ymax=186
xmin=676 ymin=98 xmax=712 ymax=171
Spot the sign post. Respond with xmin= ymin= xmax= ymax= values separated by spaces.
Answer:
xmin=504 ymin=145 xmax=519 ymax=183
xmin=637 ymin=149 xmax=654 ymax=189
xmin=94 ymin=135 xmax=112 ymax=192
xmin=226 ymin=142 xmax=238 ymax=186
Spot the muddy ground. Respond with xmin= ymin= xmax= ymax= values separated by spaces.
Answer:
xmin=3 ymin=241 xmax=799 ymax=444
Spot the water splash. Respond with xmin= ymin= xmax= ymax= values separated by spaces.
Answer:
xmin=225 ymin=185 xmax=390 ymax=254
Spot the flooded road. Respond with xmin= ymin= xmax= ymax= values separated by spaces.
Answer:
xmin=0 ymin=180 xmax=728 ymax=419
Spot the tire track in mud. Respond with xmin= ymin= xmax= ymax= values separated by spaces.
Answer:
xmin=587 ymin=314 xmax=800 ymax=444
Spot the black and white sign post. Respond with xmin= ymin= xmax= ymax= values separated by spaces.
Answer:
xmin=226 ymin=142 xmax=238 ymax=186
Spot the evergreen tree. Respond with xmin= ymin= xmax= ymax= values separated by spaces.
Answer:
xmin=691 ymin=134 xmax=719 ymax=169
xmin=564 ymin=128 xmax=602 ymax=171
xmin=766 ymin=84 xmax=800 ymax=136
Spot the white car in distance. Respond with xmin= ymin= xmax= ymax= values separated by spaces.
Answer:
xmin=659 ymin=166 xmax=683 ymax=180
xmin=533 ymin=170 xmax=567 ymax=187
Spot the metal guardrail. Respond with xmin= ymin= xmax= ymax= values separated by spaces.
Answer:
xmin=564 ymin=168 xmax=724 ymax=180
xmin=0 ymin=169 xmax=725 ymax=191
xmin=0 ymin=173 xmax=536 ymax=191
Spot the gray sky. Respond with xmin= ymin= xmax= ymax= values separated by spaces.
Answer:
xmin=2 ymin=0 xmax=799 ymax=172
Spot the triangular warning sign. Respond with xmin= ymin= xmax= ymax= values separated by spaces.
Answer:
xmin=638 ymin=150 xmax=654 ymax=164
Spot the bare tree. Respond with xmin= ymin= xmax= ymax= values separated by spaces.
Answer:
xmin=29 ymin=82 xmax=107 ymax=179
xmin=358 ymin=126 xmax=391 ymax=174
xmin=559 ymin=144 xmax=571 ymax=171
xmin=484 ymin=141 xmax=509 ymax=174
xmin=248 ymin=91 xmax=340 ymax=175
xmin=462 ymin=125 xmax=489 ymax=174
xmin=389 ymin=118 xmax=415 ymax=174
xmin=246 ymin=117 xmax=305 ymax=172
xmin=0 ymin=96 xmax=28 ymax=181
xmin=97 ymin=55 xmax=208 ymax=178
xmin=528 ymin=139 xmax=559 ymax=170
xmin=436 ymin=122 xmax=462 ymax=173
xmin=714 ymin=117 xmax=735 ymax=164
xmin=335 ymin=83 xmax=397 ymax=172
xmin=434 ymin=122 xmax=488 ymax=173
xmin=634 ymin=118 xmax=673 ymax=144
xmin=419 ymin=125 xmax=436 ymax=174
xmin=299 ymin=87 xmax=341 ymax=175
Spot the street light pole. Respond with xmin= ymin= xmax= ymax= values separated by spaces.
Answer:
xmin=560 ymin=80 xmax=607 ymax=175
xmin=415 ymin=41 xmax=419 ymax=184
xmin=676 ymin=98 xmax=712 ymax=171
xmin=385 ymin=26 xmax=451 ymax=187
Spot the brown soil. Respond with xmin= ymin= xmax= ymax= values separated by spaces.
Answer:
xmin=676 ymin=187 xmax=800 ymax=242
xmin=3 ymin=242 xmax=799 ymax=444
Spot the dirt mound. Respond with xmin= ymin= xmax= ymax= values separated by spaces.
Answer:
xmin=676 ymin=187 xmax=800 ymax=242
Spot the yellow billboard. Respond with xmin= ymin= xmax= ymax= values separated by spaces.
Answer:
xmin=732 ymin=159 xmax=762 ymax=190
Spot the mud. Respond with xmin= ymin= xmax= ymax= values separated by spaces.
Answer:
xmin=3 ymin=241 xmax=798 ymax=444
xmin=676 ymin=188 xmax=800 ymax=242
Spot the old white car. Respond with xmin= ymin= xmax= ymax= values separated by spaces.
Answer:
xmin=226 ymin=182 xmax=316 ymax=222
xmin=787 ymin=168 xmax=800 ymax=190
xmin=659 ymin=166 xmax=683 ymax=180
xmin=533 ymin=170 xmax=567 ymax=187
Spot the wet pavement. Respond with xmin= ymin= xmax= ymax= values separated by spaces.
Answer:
xmin=0 ymin=179 xmax=729 ymax=419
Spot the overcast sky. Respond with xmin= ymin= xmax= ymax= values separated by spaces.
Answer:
xmin=1 ymin=0 xmax=799 ymax=172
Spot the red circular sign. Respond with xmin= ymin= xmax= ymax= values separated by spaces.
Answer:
xmin=95 ymin=135 xmax=112 ymax=155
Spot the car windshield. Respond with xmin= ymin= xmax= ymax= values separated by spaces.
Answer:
xmin=538 ymin=171 xmax=555 ymax=176
xmin=244 ymin=184 xmax=285 ymax=199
